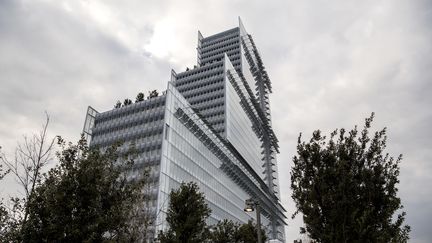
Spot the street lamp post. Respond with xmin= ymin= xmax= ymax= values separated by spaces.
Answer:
xmin=244 ymin=198 xmax=262 ymax=243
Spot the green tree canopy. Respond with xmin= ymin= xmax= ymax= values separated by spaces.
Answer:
xmin=148 ymin=90 xmax=159 ymax=99
xmin=237 ymin=220 xmax=267 ymax=243
xmin=136 ymin=92 xmax=145 ymax=103
xmin=291 ymin=113 xmax=410 ymax=242
xmin=209 ymin=219 xmax=267 ymax=243
xmin=209 ymin=219 xmax=240 ymax=243
xmin=123 ymin=98 xmax=132 ymax=106
xmin=20 ymin=137 xmax=149 ymax=242
xmin=0 ymin=162 xmax=11 ymax=239
xmin=159 ymin=181 xmax=211 ymax=243
xmin=114 ymin=100 xmax=121 ymax=108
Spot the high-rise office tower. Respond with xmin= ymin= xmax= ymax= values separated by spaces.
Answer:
xmin=83 ymin=18 xmax=286 ymax=242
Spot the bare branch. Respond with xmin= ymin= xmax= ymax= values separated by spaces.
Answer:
xmin=0 ymin=113 xmax=56 ymax=231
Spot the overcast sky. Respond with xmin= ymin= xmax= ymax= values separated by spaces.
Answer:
xmin=1 ymin=0 xmax=431 ymax=242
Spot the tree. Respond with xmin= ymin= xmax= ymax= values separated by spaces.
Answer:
xmin=136 ymin=92 xmax=145 ymax=103
xmin=0 ymin=113 xmax=55 ymax=238
xmin=0 ymin=197 xmax=23 ymax=242
xmin=237 ymin=220 xmax=267 ymax=243
xmin=0 ymin=162 xmax=11 ymax=238
xmin=148 ymin=90 xmax=159 ymax=99
xmin=291 ymin=113 xmax=410 ymax=242
xmin=158 ymin=182 xmax=211 ymax=243
xmin=1 ymin=113 xmax=55 ymax=202
xmin=209 ymin=219 xmax=267 ymax=243
xmin=114 ymin=100 xmax=121 ymax=108
xmin=123 ymin=98 xmax=132 ymax=106
xmin=20 ymin=136 xmax=149 ymax=242
xmin=0 ymin=162 xmax=10 ymax=179
xmin=209 ymin=219 xmax=240 ymax=243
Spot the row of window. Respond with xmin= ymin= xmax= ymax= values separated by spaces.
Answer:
xmin=95 ymin=100 xmax=165 ymax=123
xmin=190 ymin=96 xmax=224 ymax=108
xmin=201 ymin=49 xmax=240 ymax=63
xmin=134 ymin=134 xmax=163 ymax=146
xmin=130 ymin=163 xmax=161 ymax=185
xmin=91 ymin=124 xmax=164 ymax=147
xmin=190 ymin=96 xmax=225 ymax=110
xmin=199 ymin=107 xmax=224 ymax=118
xmin=184 ymin=84 xmax=224 ymax=100
xmin=202 ymin=56 xmax=241 ymax=68
xmin=135 ymin=144 xmax=162 ymax=154
xmin=93 ymin=111 xmax=164 ymax=136
xmin=201 ymin=31 xmax=239 ymax=48
xmin=206 ymin=116 xmax=225 ymax=125
xmin=200 ymin=40 xmax=239 ymax=59
xmin=132 ymin=153 xmax=162 ymax=168
xmin=177 ymin=77 xmax=223 ymax=94
xmin=133 ymin=150 xmax=162 ymax=163
xmin=95 ymin=109 xmax=164 ymax=130
xmin=193 ymin=99 xmax=225 ymax=112
xmin=177 ymin=77 xmax=224 ymax=93
xmin=176 ymin=67 xmax=223 ymax=82
xmin=176 ymin=76 xmax=224 ymax=93
xmin=94 ymin=120 xmax=163 ymax=138
xmin=177 ymin=64 xmax=223 ymax=81
xmin=201 ymin=37 xmax=238 ymax=52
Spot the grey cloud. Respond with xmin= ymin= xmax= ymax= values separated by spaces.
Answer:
xmin=0 ymin=0 xmax=431 ymax=242
xmin=0 ymin=0 xmax=171 ymax=149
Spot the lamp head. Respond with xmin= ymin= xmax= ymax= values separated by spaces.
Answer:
xmin=244 ymin=207 xmax=254 ymax=212
xmin=244 ymin=198 xmax=255 ymax=212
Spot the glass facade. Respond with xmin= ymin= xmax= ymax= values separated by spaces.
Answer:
xmin=224 ymin=56 xmax=264 ymax=180
xmin=158 ymin=83 xmax=271 ymax=231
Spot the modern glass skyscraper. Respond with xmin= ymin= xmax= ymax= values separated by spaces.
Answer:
xmin=83 ymin=18 xmax=286 ymax=242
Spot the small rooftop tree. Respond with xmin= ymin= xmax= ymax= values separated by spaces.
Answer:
xmin=135 ymin=92 xmax=145 ymax=103
xmin=114 ymin=100 xmax=121 ymax=108
xmin=123 ymin=98 xmax=132 ymax=107
xmin=148 ymin=90 xmax=159 ymax=99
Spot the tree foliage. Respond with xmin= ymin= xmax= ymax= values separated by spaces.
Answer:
xmin=0 ymin=114 xmax=153 ymax=242
xmin=159 ymin=182 xmax=211 ymax=243
xmin=0 ymin=162 xmax=11 ymax=239
xmin=159 ymin=182 xmax=267 ymax=243
xmin=209 ymin=219 xmax=240 ymax=243
xmin=136 ymin=92 xmax=145 ymax=103
xmin=291 ymin=113 xmax=410 ymax=243
xmin=0 ymin=113 xmax=55 ymax=240
xmin=114 ymin=100 xmax=121 ymax=108
xmin=123 ymin=98 xmax=132 ymax=106
xmin=17 ymin=136 xmax=149 ymax=242
xmin=237 ymin=220 xmax=267 ymax=243
xmin=114 ymin=91 xmax=157 ymax=108
xmin=209 ymin=219 xmax=267 ymax=243
xmin=148 ymin=90 xmax=159 ymax=99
